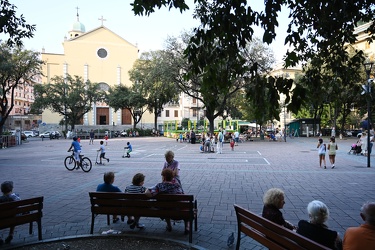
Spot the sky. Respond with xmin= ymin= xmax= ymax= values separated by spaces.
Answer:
xmin=2 ymin=0 xmax=291 ymax=63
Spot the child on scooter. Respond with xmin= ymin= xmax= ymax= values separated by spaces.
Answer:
xmin=123 ymin=142 xmax=132 ymax=158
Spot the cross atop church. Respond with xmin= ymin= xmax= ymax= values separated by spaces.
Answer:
xmin=76 ymin=6 xmax=80 ymax=21
xmin=98 ymin=16 xmax=107 ymax=26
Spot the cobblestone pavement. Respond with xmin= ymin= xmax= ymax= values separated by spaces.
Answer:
xmin=0 ymin=136 xmax=374 ymax=249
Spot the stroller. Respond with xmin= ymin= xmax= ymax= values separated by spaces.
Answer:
xmin=348 ymin=142 xmax=362 ymax=155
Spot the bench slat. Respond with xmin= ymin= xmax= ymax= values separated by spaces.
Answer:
xmin=240 ymin=224 xmax=286 ymax=250
xmin=92 ymin=199 xmax=193 ymax=210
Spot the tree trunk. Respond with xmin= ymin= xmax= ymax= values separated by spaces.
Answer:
xmin=154 ymin=114 xmax=158 ymax=132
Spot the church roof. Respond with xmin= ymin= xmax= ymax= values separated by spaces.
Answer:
xmin=68 ymin=25 xmax=137 ymax=48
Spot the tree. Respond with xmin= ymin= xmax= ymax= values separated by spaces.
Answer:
xmin=162 ymin=32 xmax=279 ymax=134
xmin=32 ymin=75 xmax=101 ymax=131
xmin=293 ymin=46 xmax=365 ymax=134
xmin=0 ymin=44 xmax=43 ymax=134
xmin=163 ymin=32 xmax=251 ymax=134
xmin=129 ymin=51 xmax=180 ymax=130
xmin=0 ymin=0 xmax=36 ymax=47
xmin=131 ymin=0 xmax=375 ymax=71
xmin=106 ymin=84 xmax=148 ymax=130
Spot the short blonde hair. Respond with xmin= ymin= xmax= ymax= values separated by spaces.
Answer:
xmin=263 ymin=188 xmax=284 ymax=207
xmin=307 ymin=200 xmax=329 ymax=224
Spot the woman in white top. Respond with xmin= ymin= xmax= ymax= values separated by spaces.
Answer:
xmin=327 ymin=136 xmax=338 ymax=169
xmin=360 ymin=132 xmax=368 ymax=156
xmin=317 ymin=138 xmax=327 ymax=169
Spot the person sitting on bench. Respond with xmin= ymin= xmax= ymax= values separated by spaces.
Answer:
xmin=262 ymin=188 xmax=295 ymax=230
xmin=145 ymin=169 xmax=190 ymax=234
xmin=0 ymin=181 xmax=21 ymax=245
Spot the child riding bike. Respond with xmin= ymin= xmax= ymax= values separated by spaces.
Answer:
xmin=67 ymin=136 xmax=82 ymax=168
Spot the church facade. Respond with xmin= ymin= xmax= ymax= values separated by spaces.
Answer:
xmin=40 ymin=13 xmax=153 ymax=130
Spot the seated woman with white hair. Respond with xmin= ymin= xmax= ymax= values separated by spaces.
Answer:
xmin=297 ymin=200 xmax=342 ymax=250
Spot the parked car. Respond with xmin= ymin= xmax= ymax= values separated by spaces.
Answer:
xmin=39 ymin=131 xmax=61 ymax=139
xmin=351 ymin=130 xmax=363 ymax=137
xmin=23 ymin=131 xmax=35 ymax=138
xmin=120 ymin=130 xmax=128 ymax=137
xmin=345 ymin=131 xmax=352 ymax=137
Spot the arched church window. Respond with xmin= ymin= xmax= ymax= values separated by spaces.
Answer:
xmin=98 ymin=82 xmax=109 ymax=91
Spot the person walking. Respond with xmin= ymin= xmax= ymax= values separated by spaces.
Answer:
xmin=89 ymin=129 xmax=95 ymax=145
xmin=190 ymin=130 xmax=196 ymax=144
xmin=234 ymin=130 xmax=240 ymax=146
xmin=317 ymin=138 xmax=327 ymax=169
xmin=217 ymin=129 xmax=223 ymax=154
xmin=97 ymin=140 xmax=109 ymax=164
xmin=328 ymin=136 xmax=338 ymax=169
xmin=230 ymin=139 xmax=235 ymax=151
xmin=104 ymin=134 xmax=109 ymax=146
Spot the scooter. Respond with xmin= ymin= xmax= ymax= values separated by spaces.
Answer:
xmin=95 ymin=150 xmax=104 ymax=165
xmin=122 ymin=147 xmax=131 ymax=158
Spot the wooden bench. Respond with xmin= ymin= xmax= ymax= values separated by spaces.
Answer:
xmin=0 ymin=197 xmax=44 ymax=241
xmin=89 ymin=192 xmax=197 ymax=243
xmin=234 ymin=204 xmax=330 ymax=250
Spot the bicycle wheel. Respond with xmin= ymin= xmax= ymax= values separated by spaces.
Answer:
xmin=64 ymin=156 xmax=76 ymax=171
xmin=80 ymin=157 xmax=92 ymax=172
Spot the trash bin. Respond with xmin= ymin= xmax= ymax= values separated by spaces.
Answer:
xmin=260 ymin=132 xmax=265 ymax=140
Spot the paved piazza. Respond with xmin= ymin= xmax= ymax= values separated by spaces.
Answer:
xmin=0 ymin=136 xmax=374 ymax=249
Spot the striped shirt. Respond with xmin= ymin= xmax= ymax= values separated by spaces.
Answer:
xmin=124 ymin=185 xmax=146 ymax=193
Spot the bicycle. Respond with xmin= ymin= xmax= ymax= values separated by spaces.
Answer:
xmin=64 ymin=150 xmax=92 ymax=172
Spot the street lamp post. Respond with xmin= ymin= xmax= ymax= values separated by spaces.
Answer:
xmin=283 ymin=104 xmax=287 ymax=142
xmin=364 ymin=62 xmax=373 ymax=168
xmin=196 ymin=98 xmax=199 ymax=131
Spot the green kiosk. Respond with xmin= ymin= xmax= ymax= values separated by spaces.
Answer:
xmin=287 ymin=118 xmax=321 ymax=137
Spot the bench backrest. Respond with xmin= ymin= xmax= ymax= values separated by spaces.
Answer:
xmin=234 ymin=204 xmax=330 ymax=250
xmin=89 ymin=192 xmax=195 ymax=220
xmin=0 ymin=196 xmax=44 ymax=230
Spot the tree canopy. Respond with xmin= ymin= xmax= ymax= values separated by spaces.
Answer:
xmin=163 ymin=32 xmax=278 ymax=133
xmin=32 ymin=75 xmax=101 ymax=131
xmin=0 ymin=43 xmax=43 ymax=134
xmin=131 ymin=0 xmax=375 ymax=131
xmin=129 ymin=50 xmax=180 ymax=130
xmin=106 ymin=84 xmax=148 ymax=129
xmin=0 ymin=0 xmax=36 ymax=47
xmin=132 ymin=0 xmax=375 ymax=72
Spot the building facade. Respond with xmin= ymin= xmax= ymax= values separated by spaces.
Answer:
xmin=6 ymin=75 xmax=42 ymax=132
xmin=40 ymin=13 xmax=147 ymax=131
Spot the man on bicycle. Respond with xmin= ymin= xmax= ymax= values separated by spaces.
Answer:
xmin=68 ymin=136 xmax=81 ymax=167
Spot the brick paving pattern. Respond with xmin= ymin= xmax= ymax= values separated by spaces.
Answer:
xmin=0 ymin=136 xmax=374 ymax=249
